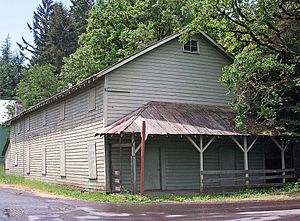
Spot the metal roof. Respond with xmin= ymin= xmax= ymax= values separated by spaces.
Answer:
xmin=7 ymin=32 xmax=233 ymax=124
xmin=98 ymin=102 xmax=271 ymax=136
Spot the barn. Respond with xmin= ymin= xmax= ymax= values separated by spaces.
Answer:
xmin=3 ymin=32 xmax=300 ymax=193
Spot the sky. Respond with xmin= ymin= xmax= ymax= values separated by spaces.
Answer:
xmin=0 ymin=0 xmax=71 ymax=122
xmin=0 ymin=0 xmax=71 ymax=54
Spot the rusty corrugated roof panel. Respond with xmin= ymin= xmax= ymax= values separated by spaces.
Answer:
xmin=98 ymin=101 xmax=271 ymax=136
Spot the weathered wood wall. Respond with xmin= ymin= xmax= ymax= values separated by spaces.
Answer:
xmin=106 ymin=35 xmax=232 ymax=125
xmin=7 ymin=82 xmax=107 ymax=191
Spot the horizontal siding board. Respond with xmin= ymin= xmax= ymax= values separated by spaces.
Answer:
xmin=107 ymin=36 xmax=231 ymax=124
xmin=7 ymin=83 xmax=107 ymax=191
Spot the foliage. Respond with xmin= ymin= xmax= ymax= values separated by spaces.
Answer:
xmin=0 ymin=36 xmax=23 ymax=99
xmin=16 ymin=64 xmax=63 ymax=108
xmin=61 ymin=0 xmax=190 ymax=84
xmin=4 ymin=101 xmax=15 ymax=119
xmin=18 ymin=1 xmax=80 ymax=75
xmin=186 ymin=0 xmax=300 ymax=134
xmin=18 ymin=0 xmax=53 ymax=62
xmin=45 ymin=3 xmax=78 ymax=74
xmin=70 ymin=0 xmax=95 ymax=39
xmin=222 ymin=50 xmax=298 ymax=134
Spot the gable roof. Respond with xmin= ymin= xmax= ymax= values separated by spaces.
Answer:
xmin=97 ymin=101 xmax=273 ymax=136
xmin=6 ymin=32 xmax=233 ymax=123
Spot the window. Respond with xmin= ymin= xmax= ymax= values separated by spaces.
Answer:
xmin=60 ymin=142 xmax=66 ymax=177
xmin=60 ymin=101 xmax=65 ymax=120
xmin=42 ymin=146 xmax=46 ymax=175
xmin=26 ymin=116 xmax=30 ymax=131
xmin=42 ymin=109 xmax=47 ymax=126
xmin=88 ymin=87 xmax=96 ymax=111
xmin=183 ymin=40 xmax=199 ymax=53
xmin=26 ymin=147 xmax=30 ymax=174
xmin=17 ymin=122 xmax=21 ymax=134
xmin=88 ymin=142 xmax=97 ymax=179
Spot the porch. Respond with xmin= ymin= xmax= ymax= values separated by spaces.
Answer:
xmin=97 ymin=102 xmax=299 ymax=194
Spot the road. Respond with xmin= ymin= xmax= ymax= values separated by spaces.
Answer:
xmin=0 ymin=186 xmax=300 ymax=220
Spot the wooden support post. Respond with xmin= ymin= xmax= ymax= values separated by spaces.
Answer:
xmin=271 ymin=137 xmax=291 ymax=184
xmin=131 ymin=134 xmax=136 ymax=194
xmin=140 ymin=121 xmax=146 ymax=196
xmin=230 ymin=136 xmax=258 ymax=186
xmin=280 ymin=140 xmax=286 ymax=183
xmin=200 ymin=135 xmax=204 ymax=193
xmin=243 ymin=136 xmax=249 ymax=186
xmin=186 ymin=135 xmax=215 ymax=193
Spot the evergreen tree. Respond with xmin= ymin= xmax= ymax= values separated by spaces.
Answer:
xmin=46 ymin=3 xmax=77 ymax=74
xmin=70 ymin=0 xmax=95 ymax=40
xmin=18 ymin=0 xmax=54 ymax=63
xmin=0 ymin=36 xmax=23 ymax=99
xmin=62 ymin=0 xmax=190 ymax=83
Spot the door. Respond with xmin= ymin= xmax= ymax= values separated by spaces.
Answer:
xmin=220 ymin=147 xmax=236 ymax=187
xmin=145 ymin=146 xmax=161 ymax=190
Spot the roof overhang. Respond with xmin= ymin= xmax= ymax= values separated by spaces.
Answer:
xmin=97 ymin=102 xmax=275 ymax=137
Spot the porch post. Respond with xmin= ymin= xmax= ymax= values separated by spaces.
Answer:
xmin=271 ymin=137 xmax=291 ymax=184
xmin=243 ymin=136 xmax=249 ymax=185
xmin=230 ymin=136 xmax=258 ymax=186
xmin=131 ymin=133 xmax=136 ymax=194
xmin=200 ymin=135 xmax=204 ymax=193
xmin=186 ymin=135 xmax=215 ymax=193
xmin=140 ymin=121 xmax=146 ymax=196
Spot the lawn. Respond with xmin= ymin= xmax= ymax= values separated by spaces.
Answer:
xmin=0 ymin=164 xmax=300 ymax=203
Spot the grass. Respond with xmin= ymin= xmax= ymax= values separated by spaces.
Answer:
xmin=0 ymin=164 xmax=300 ymax=203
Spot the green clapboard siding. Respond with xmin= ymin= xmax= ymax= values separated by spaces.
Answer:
xmin=110 ymin=136 xmax=266 ymax=191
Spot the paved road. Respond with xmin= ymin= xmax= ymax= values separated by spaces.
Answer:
xmin=0 ymin=187 xmax=300 ymax=220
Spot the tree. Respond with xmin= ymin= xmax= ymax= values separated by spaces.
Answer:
xmin=0 ymin=36 xmax=23 ymax=99
xmin=4 ymin=101 xmax=15 ymax=119
xmin=61 ymin=0 xmax=190 ymax=83
xmin=70 ymin=0 xmax=95 ymax=40
xmin=18 ymin=1 xmax=78 ymax=75
xmin=16 ymin=64 xmax=63 ymax=108
xmin=18 ymin=0 xmax=54 ymax=63
xmin=45 ymin=3 xmax=78 ymax=74
xmin=186 ymin=0 xmax=300 ymax=135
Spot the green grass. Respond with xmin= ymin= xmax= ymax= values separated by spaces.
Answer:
xmin=0 ymin=164 xmax=299 ymax=202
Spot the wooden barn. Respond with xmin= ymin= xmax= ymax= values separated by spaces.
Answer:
xmin=3 ymin=32 xmax=300 ymax=193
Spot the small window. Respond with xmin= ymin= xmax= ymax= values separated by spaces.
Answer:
xmin=183 ymin=40 xmax=199 ymax=53
xmin=26 ymin=116 xmax=30 ymax=131
xmin=88 ymin=87 xmax=96 ymax=111
xmin=60 ymin=101 xmax=65 ymax=120
xmin=42 ymin=109 xmax=47 ymax=126
xmin=17 ymin=122 xmax=21 ymax=134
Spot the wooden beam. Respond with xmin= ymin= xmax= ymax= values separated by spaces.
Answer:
xmin=199 ymin=135 xmax=204 ymax=193
xmin=230 ymin=136 xmax=244 ymax=152
xmin=248 ymin=137 xmax=258 ymax=151
xmin=111 ymin=143 xmax=132 ymax=148
xmin=185 ymin=135 xmax=201 ymax=152
xmin=131 ymin=134 xmax=136 ymax=194
xmin=270 ymin=137 xmax=290 ymax=183
xmin=135 ymin=144 xmax=141 ymax=154
xmin=243 ymin=136 xmax=249 ymax=186
xmin=270 ymin=137 xmax=283 ymax=150
xmin=140 ymin=121 xmax=146 ymax=196
xmin=203 ymin=136 xmax=215 ymax=152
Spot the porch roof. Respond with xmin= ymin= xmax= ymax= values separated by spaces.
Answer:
xmin=98 ymin=101 xmax=274 ymax=136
